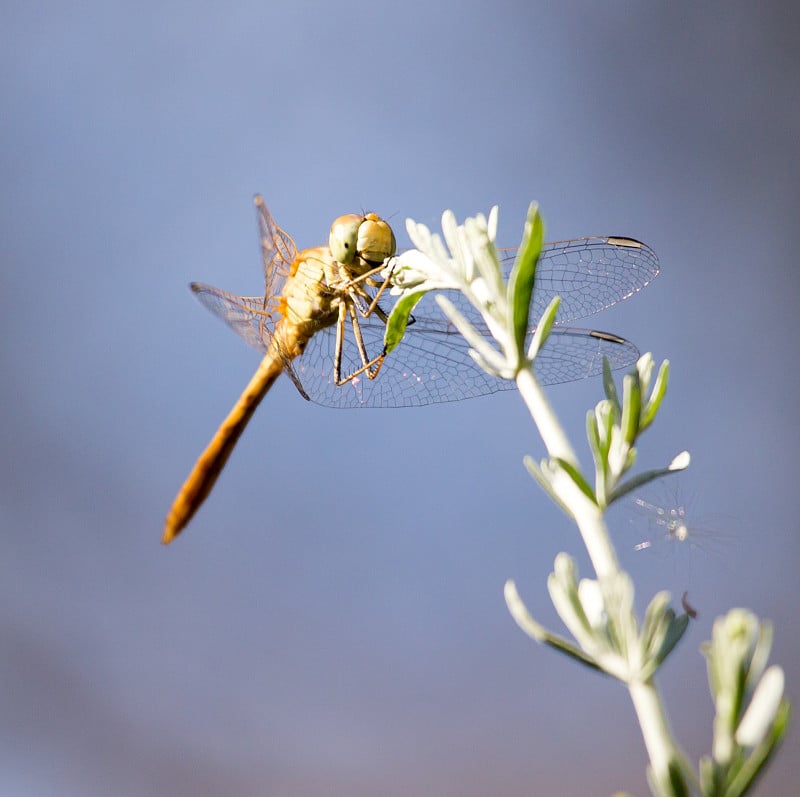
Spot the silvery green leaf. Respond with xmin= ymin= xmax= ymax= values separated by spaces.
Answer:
xmin=601 ymin=572 xmax=637 ymax=662
xmin=526 ymin=296 xmax=559 ymax=360
xmin=547 ymin=554 xmax=598 ymax=653
xmin=384 ymin=289 xmax=427 ymax=354
xmin=442 ymin=210 xmax=472 ymax=282
xmin=524 ymin=456 xmax=574 ymax=519
xmin=405 ymin=218 xmax=453 ymax=277
xmin=551 ymin=457 xmax=596 ymax=504
xmin=468 ymin=348 xmax=514 ymax=380
xmin=577 ymin=578 xmax=606 ymax=630
xmin=586 ymin=410 xmax=602 ymax=463
xmin=504 ymin=580 xmax=601 ymax=671
xmin=486 ymin=204 xmax=498 ymax=242
xmin=745 ymin=620 xmax=774 ymax=690
xmin=508 ymin=202 xmax=544 ymax=356
xmin=636 ymin=352 xmax=655 ymax=395
xmin=621 ymin=371 xmax=642 ymax=444
xmin=641 ymin=591 xmax=672 ymax=653
xmin=603 ymin=357 xmax=621 ymax=411
xmin=736 ymin=666 xmax=785 ymax=748
xmin=607 ymin=426 xmax=629 ymax=477
xmin=647 ymin=613 xmax=689 ymax=678
xmin=465 ymin=215 xmax=505 ymax=298
xmin=646 ymin=759 xmax=691 ymax=797
xmin=641 ymin=359 xmax=670 ymax=429
xmin=404 ymin=218 xmax=434 ymax=257
xmin=669 ymin=451 xmax=691 ymax=470
xmin=435 ymin=295 xmax=510 ymax=376
xmin=726 ymin=699 xmax=791 ymax=797
xmin=593 ymin=400 xmax=615 ymax=457
xmin=606 ymin=459 xmax=689 ymax=505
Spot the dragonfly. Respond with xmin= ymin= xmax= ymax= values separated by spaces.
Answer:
xmin=163 ymin=196 xmax=659 ymax=543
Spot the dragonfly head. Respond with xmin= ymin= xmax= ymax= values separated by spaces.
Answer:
xmin=329 ymin=212 xmax=396 ymax=266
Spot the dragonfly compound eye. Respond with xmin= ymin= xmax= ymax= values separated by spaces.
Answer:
xmin=357 ymin=213 xmax=396 ymax=264
xmin=329 ymin=214 xmax=363 ymax=264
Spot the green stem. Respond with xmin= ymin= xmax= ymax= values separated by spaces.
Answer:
xmin=570 ymin=493 xmax=620 ymax=584
xmin=629 ymin=679 xmax=684 ymax=790
xmin=515 ymin=367 xmax=620 ymax=581
xmin=515 ymin=366 xmax=578 ymax=466
xmin=516 ymin=365 xmax=684 ymax=789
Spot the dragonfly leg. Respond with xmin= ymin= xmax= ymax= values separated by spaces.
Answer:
xmin=360 ymin=259 xmax=396 ymax=317
xmin=348 ymin=303 xmax=386 ymax=379
xmin=341 ymin=259 xmax=396 ymax=318
xmin=333 ymin=300 xmax=386 ymax=386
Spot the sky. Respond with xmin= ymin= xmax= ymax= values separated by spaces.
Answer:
xmin=1 ymin=2 xmax=799 ymax=795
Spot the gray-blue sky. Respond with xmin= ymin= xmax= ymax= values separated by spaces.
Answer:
xmin=1 ymin=2 xmax=798 ymax=794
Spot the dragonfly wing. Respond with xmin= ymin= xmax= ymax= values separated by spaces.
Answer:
xmin=531 ymin=327 xmax=638 ymax=385
xmin=496 ymin=236 xmax=659 ymax=325
xmin=190 ymin=284 xmax=274 ymax=355
xmin=191 ymin=228 xmax=653 ymax=407
xmin=254 ymin=195 xmax=297 ymax=301
xmin=291 ymin=311 xmax=639 ymax=408
xmin=291 ymin=314 xmax=509 ymax=408
xmin=190 ymin=283 xmax=321 ymax=399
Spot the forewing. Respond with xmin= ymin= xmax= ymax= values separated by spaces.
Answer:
xmin=498 ymin=236 xmax=659 ymax=325
xmin=254 ymin=195 xmax=297 ymax=301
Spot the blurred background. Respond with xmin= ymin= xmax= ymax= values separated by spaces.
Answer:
xmin=2 ymin=2 xmax=798 ymax=794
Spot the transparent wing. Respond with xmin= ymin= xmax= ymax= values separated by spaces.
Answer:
xmin=190 ymin=233 xmax=655 ymax=408
xmin=292 ymin=313 xmax=639 ymax=408
xmin=254 ymin=195 xmax=297 ymax=305
xmin=499 ymin=236 xmax=659 ymax=325
xmin=192 ymin=234 xmax=657 ymax=346
xmin=190 ymin=282 xmax=314 ymax=400
xmin=191 ymin=283 xmax=274 ymax=353
xmin=188 ymin=284 xmax=639 ymax=408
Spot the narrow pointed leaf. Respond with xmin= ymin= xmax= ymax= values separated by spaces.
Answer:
xmin=384 ymin=289 xmax=427 ymax=353
xmin=736 ymin=666 xmax=785 ymax=748
xmin=527 ymin=296 xmax=560 ymax=360
xmin=665 ymin=759 xmax=691 ymax=797
xmin=641 ymin=591 xmax=672 ymax=652
xmin=621 ymin=371 xmax=642 ymax=444
xmin=652 ymin=613 xmax=690 ymax=670
xmin=586 ymin=410 xmax=608 ymax=494
xmin=602 ymin=356 xmax=621 ymax=411
xmin=641 ymin=359 xmax=670 ymax=429
xmin=726 ymin=700 xmax=790 ymax=797
xmin=646 ymin=759 xmax=691 ymax=797
xmin=508 ymin=202 xmax=544 ymax=355
xmin=607 ymin=462 xmax=688 ymax=505
xmin=504 ymin=580 xmax=601 ymax=671
xmin=552 ymin=457 xmax=597 ymax=504
xmin=747 ymin=622 xmax=775 ymax=690
xmin=523 ymin=456 xmax=574 ymax=518
xmin=436 ymin=295 xmax=509 ymax=373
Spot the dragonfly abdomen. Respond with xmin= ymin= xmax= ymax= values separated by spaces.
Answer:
xmin=162 ymin=348 xmax=285 ymax=543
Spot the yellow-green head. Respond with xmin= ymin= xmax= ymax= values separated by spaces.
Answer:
xmin=329 ymin=212 xmax=396 ymax=265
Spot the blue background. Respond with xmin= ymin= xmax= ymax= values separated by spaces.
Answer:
xmin=2 ymin=2 xmax=798 ymax=794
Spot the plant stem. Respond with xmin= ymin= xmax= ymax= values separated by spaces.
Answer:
xmin=629 ymin=678 xmax=683 ymax=788
xmin=516 ymin=366 xmax=620 ymax=581
xmin=515 ymin=366 xmax=578 ymax=466
xmin=516 ymin=364 xmax=682 ymax=789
